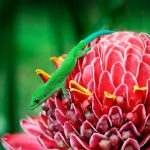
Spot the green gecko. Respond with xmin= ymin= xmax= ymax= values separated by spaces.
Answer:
xmin=30 ymin=30 xmax=115 ymax=109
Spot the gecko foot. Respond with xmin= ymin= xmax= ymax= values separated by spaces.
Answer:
xmin=63 ymin=91 xmax=70 ymax=99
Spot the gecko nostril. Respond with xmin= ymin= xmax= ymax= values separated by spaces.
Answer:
xmin=44 ymin=94 xmax=46 ymax=97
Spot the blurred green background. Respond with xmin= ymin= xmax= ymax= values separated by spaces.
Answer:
xmin=0 ymin=0 xmax=150 ymax=149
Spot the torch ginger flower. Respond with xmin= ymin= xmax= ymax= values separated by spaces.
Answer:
xmin=2 ymin=31 xmax=150 ymax=150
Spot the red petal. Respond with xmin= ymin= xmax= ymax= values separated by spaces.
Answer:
xmin=55 ymin=97 xmax=66 ymax=114
xmin=105 ymin=50 xmax=123 ymax=72
xmin=55 ymin=109 xmax=67 ymax=125
xmin=77 ymin=57 xmax=84 ymax=73
xmin=87 ymin=79 xmax=95 ymax=94
xmin=139 ymin=133 xmax=150 ymax=147
xmin=108 ymin=106 xmax=123 ymax=128
xmin=20 ymin=119 xmax=43 ymax=137
xmin=114 ymin=83 xmax=128 ymax=97
xmin=92 ymin=97 xmax=102 ymax=119
xmin=2 ymin=134 xmax=43 ymax=150
xmin=70 ymin=134 xmax=91 ymax=150
xmin=89 ymin=133 xmax=107 ymax=149
xmin=98 ymin=71 xmax=115 ymax=100
xmin=81 ymin=99 xmax=91 ymax=113
xmin=82 ymin=102 xmax=98 ymax=124
xmin=82 ymin=50 xmax=95 ymax=68
xmin=74 ymin=72 xmax=83 ymax=85
xmin=105 ymin=128 xmax=122 ymax=149
xmin=122 ymin=71 xmax=138 ymax=100
xmin=69 ymin=60 xmax=80 ymax=80
xmin=62 ymin=96 xmax=71 ymax=110
xmin=82 ymin=65 xmax=93 ymax=88
xmin=38 ymin=134 xmax=58 ymax=149
xmin=37 ymin=120 xmax=48 ymax=134
xmin=54 ymin=132 xmax=69 ymax=149
xmin=142 ymin=54 xmax=150 ymax=66
xmin=145 ymin=45 xmax=150 ymax=54
xmin=98 ymin=43 xmax=104 ymax=57
xmin=136 ymin=62 xmax=150 ymax=87
xmin=105 ymin=127 xmax=121 ymax=139
xmin=102 ymin=43 xmax=114 ymax=62
xmin=124 ymin=46 xmax=142 ymax=59
xmin=124 ymin=54 xmax=140 ymax=76
xmin=118 ymin=41 xmax=129 ymax=49
xmin=26 ymin=116 xmax=40 ymax=123
xmin=142 ymin=113 xmax=150 ymax=133
xmin=145 ymin=39 xmax=150 ymax=50
xmin=39 ymin=113 xmax=48 ymax=128
xmin=132 ymin=104 xmax=146 ymax=131
xmin=102 ymin=95 xmax=116 ymax=114
xmin=39 ymin=123 xmax=57 ymax=140
xmin=139 ymin=33 xmax=150 ymax=43
xmin=145 ymin=79 xmax=150 ymax=114
xmin=72 ymin=104 xmax=85 ymax=123
xmin=125 ymin=35 xmax=144 ymax=50
xmin=93 ymin=45 xmax=101 ymax=57
xmin=113 ymin=31 xmax=131 ymax=41
xmin=92 ymin=57 xmax=102 ymax=98
xmin=111 ymin=62 xmax=125 ymax=87
xmin=96 ymin=115 xmax=112 ymax=134
xmin=48 ymin=117 xmax=63 ymax=133
xmin=64 ymin=121 xmax=80 ymax=139
xmin=70 ymin=87 xmax=92 ymax=106
xmin=45 ymin=98 xmax=56 ymax=117
xmin=114 ymin=84 xmax=129 ymax=112
xmin=121 ymin=138 xmax=140 ymax=150
xmin=65 ymin=108 xmax=82 ymax=129
xmin=83 ymin=101 xmax=98 ymax=123
xmin=80 ymin=120 xmax=96 ymax=139
xmin=109 ymin=45 xmax=125 ymax=56
xmin=119 ymin=122 xmax=141 ymax=140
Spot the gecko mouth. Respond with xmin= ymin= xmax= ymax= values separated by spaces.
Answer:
xmin=29 ymin=104 xmax=37 ymax=110
xmin=29 ymin=102 xmax=41 ymax=110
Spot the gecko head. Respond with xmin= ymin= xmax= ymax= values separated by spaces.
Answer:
xmin=29 ymin=86 xmax=48 ymax=110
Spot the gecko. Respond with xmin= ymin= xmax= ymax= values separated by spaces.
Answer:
xmin=30 ymin=30 xmax=115 ymax=109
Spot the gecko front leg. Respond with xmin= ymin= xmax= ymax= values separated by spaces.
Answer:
xmin=61 ymin=82 xmax=70 ymax=98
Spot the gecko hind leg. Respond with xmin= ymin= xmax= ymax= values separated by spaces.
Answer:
xmin=77 ymin=45 xmax=95 ymax=58
xmin=77 ymin=47 xmax=91 ymax=58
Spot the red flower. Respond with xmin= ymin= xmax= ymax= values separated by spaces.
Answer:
xmin=2 ymin=31 xmax=150 ymax=150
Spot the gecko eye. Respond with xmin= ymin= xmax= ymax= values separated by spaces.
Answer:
xmin=44 ymin=94 xmax=46 ymax=98
xmin=34 ymin=98 xmax=39 ymax=103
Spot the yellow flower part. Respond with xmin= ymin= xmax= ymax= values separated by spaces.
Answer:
xmin=36 ymin=69 xmax=51 ymax=83
xmin=50 ymin=54 xmax=66 ymax=67
xmin=133 ymin=85 xmax=147 ymax=93
xmin=104 ymin=91 xmax=116 ymax=100
xmin=69 ymin=80 xmax=93 ymax=96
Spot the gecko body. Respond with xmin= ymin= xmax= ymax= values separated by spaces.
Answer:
xmin=30 ymin=30 xmax=115 ymax=109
